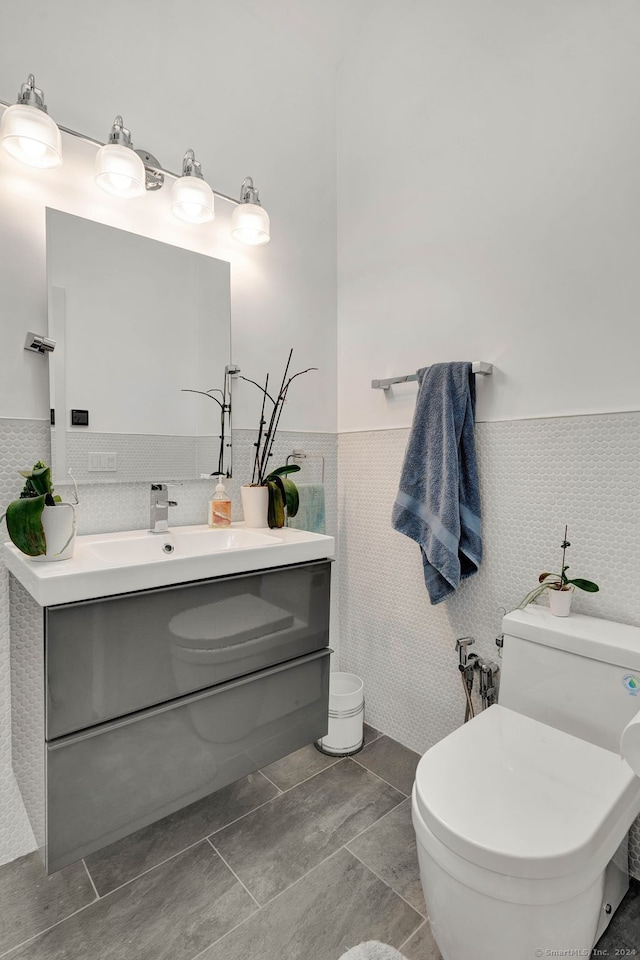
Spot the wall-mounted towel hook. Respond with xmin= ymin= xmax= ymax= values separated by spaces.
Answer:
xmin=24 ymin=331 xmax=56 ymax=354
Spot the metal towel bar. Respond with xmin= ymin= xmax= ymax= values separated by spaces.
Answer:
xmin=371 ymin=361 xmax=493 ymax=390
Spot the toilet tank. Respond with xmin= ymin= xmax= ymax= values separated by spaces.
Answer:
xmin=499 ymin=607 xmax=640 ymax=752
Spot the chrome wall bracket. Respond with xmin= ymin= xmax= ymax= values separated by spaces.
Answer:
xmin=223 ymin=364 xmax=240 ymax=478
xmin=477 ymin=659 xmax=500 ymax=708
xmin=184 ymin=365 xmax=240 ymax=480
xmin=24 ymin=332 xmax=56 ymax=354
xmin=135 ymin=149 xmax=165 ymax=191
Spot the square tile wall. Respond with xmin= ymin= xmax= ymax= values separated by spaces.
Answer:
xmin=338 ymin=412 xmax=640 ymax=878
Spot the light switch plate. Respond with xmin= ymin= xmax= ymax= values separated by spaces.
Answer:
xmin=88 ymin=452 xmax=117 ymax=472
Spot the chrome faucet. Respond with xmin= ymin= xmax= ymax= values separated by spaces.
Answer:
xmin=149 ymin=483 xmax=178 ymax=533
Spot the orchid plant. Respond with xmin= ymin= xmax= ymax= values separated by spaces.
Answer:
xmin=1 ymin=461 xmax=61 ymax=556
xmin=519 ymin=526 xmax=599 ymax=609
xmin=241 ymin=349 xmax=317 ymax=527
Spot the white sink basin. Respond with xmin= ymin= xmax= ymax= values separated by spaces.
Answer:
xmin=84 ymin=527 xmax=280 ymax=565
xmin=3 ymin=523 xmax=334 ymax=606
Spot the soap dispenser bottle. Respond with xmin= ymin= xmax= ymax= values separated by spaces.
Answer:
xmin=209 ymin=481 xmax=232 ymax=528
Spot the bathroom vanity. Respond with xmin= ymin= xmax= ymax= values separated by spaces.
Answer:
xmin=5 ymin=524 xmax=334 ymax=873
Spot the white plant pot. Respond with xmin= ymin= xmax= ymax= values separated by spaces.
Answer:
xmin=30 ymin=502 xmax=77 ymax=562
xmin=548 ymin=586 xmax=573 ymax=617
xmin=241 ymin=485 xmax=269 ymax=528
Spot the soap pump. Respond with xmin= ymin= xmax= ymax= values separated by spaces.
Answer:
xmin=209 ymin=480 xmax=232 ymax=528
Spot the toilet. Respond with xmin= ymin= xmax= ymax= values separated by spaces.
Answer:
xmin=412 ymin=606 xmax=640 ymax=960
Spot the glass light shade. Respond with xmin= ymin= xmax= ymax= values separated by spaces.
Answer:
xmin=171 ymin=175 xmax=214 ymax=223
xmin=94 ymin=143 xmax=145 ymax=198
xmin=231 ymin=202 xmax=270 ymax=245
xmin=0 ymin=103 xmax=62 ymax=168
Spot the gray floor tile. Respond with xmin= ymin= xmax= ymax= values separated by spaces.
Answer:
xmin=355 ymin=736 xmax=420 ymax=796
xmin=401 ymin=921 xmax=443 ymax=960
xmin=260 ymin=744 xmax=339 ymax=791
xmin=595 ymin=878 xmax=640 ymax=953
xmin=85 ymin=772 xmax=278 ymax=896
xmin=200 ymin=848 xmax=422 ymax=960
xmin=212 ymin=758 xmax=404 ymax=905
xmin=7 ymin=841 xmax=255 ymax=960
xmin=347 ymin=799 xmax=426 ymax=916
xmin=0 ymin=852 xmax=96 ymax=955
xmin=363 ymin=723 xmax=381 ymax=746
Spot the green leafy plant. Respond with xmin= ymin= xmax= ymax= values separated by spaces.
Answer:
xmin=1 ymin=461 xmax=62 ymax=557
xmin=519 ymin=526 xmax=599 ymax=608
xmin=242 ymin=348 xmax=316 ymax=528
xmin=266 ymin=464 xmax=301 ymax=528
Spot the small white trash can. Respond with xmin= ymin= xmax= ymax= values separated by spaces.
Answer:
xmin=316 ymin=672 xmax=364 ymax=756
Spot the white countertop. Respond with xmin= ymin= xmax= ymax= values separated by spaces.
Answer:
xmin=3 ymin=523 xmax=335 ymax=606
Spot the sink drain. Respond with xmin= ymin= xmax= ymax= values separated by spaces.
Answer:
xmin=162 ymin=542 xmax=175 ymax=554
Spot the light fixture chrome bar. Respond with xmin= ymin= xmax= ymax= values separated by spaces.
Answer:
xmin=0 ymin=99 xmax=241 ymax=205
xmin=371 ymin=361 xmax=493 ymax=390
xmin=135 ymin=148 xmax=165 ymax=191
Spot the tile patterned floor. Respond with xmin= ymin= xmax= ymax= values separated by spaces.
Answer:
xmin=0 ymin=725 xmax=637 ymax=960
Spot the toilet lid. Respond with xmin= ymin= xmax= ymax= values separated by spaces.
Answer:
xmin=413 ymin=704 xmax=640 ymax=879
xmin=169 ymin=594 xmax=294 ymax=647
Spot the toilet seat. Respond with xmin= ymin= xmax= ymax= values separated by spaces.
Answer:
xmin=414 ymin=704 xmax=640 ymax=881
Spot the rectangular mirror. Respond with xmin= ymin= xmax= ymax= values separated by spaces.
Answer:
xmin=46 ymin=209 xmax=233 ymax=484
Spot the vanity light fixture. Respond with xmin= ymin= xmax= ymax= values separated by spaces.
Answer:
xmin=0 ymin=73 xmax=270 ymax=244
xmin=0 ymin=74 xmax=62 ymax=169
xmin=230 ymin=177 xmax=271 ymax=246
xmin=94 ymin=116 xmax=146 ymax=199
xmin=171 ymin=149 xmax=215 ymax=223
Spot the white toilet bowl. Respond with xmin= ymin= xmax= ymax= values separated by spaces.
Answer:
xmin=412 ymin=704 xmax=640 ymax=960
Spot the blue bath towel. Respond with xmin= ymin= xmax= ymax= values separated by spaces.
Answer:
xmin=392 ymin=362 xmax=482 ymax=604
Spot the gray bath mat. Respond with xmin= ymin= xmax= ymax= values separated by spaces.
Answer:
xmin=339 ymin=943 xmax=407 ymax=960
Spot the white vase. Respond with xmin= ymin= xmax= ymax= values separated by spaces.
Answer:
xmin=241 ymin=485 xmax=269 ymax=528
xmin=30 ymin=502 xmax=77 ymax=562
xmin=549 ymin=586 xmax=573 ymax=617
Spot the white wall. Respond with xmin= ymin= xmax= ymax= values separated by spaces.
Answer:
xmin=336 ymin=0 xmax=640 ymax=879
xmin=0 ymin=0 xmax=337 ymax=432
xmin=337 ymin=0 xmax=640 ymax=432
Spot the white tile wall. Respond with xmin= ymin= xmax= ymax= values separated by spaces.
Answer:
xmin=3 ymin=412 xmax=638 ymax=877
xmin=0 ymin=419 xmax=337 ymax=867
xmin=51 ymin=430 xmax=337 ymax=536
xmin=0 ymin=418 xmax=49 ymax=865
xmin=60 ymin=433 xmax=200 ymax=484
xmin=58 ymin=431 xmax=248 ymax=486
xmin=338 ymin=412 xmax=640 ymax=878
xmin=9 ymin=577 xmax=45 ymax=848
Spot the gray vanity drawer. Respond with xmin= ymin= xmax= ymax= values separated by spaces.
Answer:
xmin=46 ymin=559 xmax=331 ymax=739
xmin=46 ymin=647 xmax=330 ymax=873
